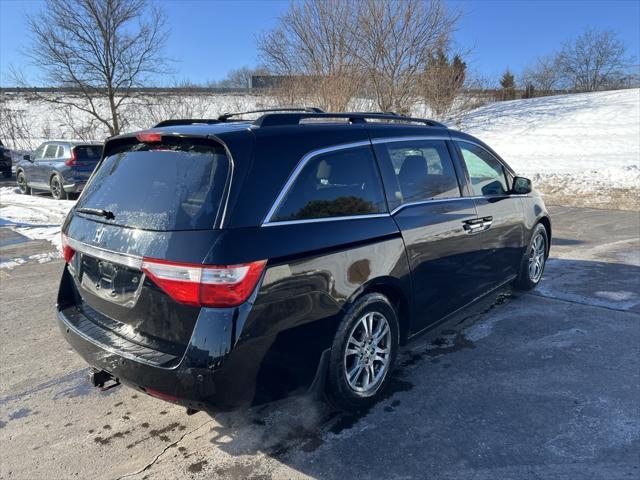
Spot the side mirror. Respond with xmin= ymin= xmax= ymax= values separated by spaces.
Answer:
xmin=23 ymin=154 xmax=32 ymax=162
xmin=512 ymin=176 xmax=532 ymax=194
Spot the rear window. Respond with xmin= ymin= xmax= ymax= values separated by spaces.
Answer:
xmin=76 ymin=140 xmax=229 ymax=231
xmin=74 ymin=145 xmax=103 ymax=161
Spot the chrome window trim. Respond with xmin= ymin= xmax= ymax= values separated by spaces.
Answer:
xmin=262 ymin=213 xmax=389 ymax=227
xmin=389 ymin=197 xmax=470 ymax=215
xmin=262 ymin=140 xmax=373 ymax=225
xmin=388 ymin=194 xmax=527 ymax=215
xmin=66 ymin=237 xmax=143 ymax=269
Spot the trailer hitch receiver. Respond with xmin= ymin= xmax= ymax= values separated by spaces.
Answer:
xmin=89 ymin=368 xmax=120 ymax=391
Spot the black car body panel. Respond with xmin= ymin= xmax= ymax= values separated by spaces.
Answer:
xmin=0 ymin=140 xmax=12 ymax=176
xmin=57 ymin=113 xmax=550 ymax=410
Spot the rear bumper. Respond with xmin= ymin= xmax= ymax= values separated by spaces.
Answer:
xmin=62 ymin=182 xmax=85 ymax=193
xmin=57 ymin=304 xmax=241 ymax=411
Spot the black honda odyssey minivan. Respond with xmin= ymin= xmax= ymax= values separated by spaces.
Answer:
xmin=57 ymin=110 xmax=551 ymax=412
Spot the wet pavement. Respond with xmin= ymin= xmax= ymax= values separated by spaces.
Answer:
xmin=0 ymin=205 xmax=638 ymax=479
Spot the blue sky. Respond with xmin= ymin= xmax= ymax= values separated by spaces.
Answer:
xmin=1 ymin=0 xmax=638 ymax=86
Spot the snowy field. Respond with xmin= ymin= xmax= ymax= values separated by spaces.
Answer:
xmin=456 ymin=88 xmax=640 ymax=210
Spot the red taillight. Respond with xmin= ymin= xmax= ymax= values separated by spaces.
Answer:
xmin=145 ymin=388 xmax=178 ymax=403
xmin=65 ymin=148 xmax=77 ymax=166
xmin=61 ymin=233 xmax=75 ymax=263
xmin=136 ymin=132 xmax=162 ymax=143
xmin=141 ymin=258 xmax=267 ymax=308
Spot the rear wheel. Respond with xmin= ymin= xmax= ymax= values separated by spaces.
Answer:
xmin=16 ymin=171 xmax=30 ymax=194
xmin=326 ymin=293 xmax=399 ymax=411
xmin=514 ymin=223 xmax=548 ymax=290
xmin=50 ymin=174 xmax=68 ymax=200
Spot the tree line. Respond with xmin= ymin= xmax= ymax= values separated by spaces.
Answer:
xmin=4 ymin=0 xmax=637 ymax=138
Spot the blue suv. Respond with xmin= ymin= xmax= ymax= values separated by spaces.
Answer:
xmin=16 ymin=141 xmax=103 ymax=199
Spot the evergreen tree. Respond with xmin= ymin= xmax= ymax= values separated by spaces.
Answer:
xmin=499 ymin=69 xmax=516 ymax=100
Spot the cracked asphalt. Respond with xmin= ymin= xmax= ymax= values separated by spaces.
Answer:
xmin=0 ymin=204 xmax=639 ymax=480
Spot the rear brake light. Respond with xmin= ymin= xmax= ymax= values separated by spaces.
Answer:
xmin=141 ymin=258 xmax=267 ymax=308
xmin=145 ymin=388 xmax=178 ymax=403
xmin=61 ymin=233 xmax=75 ymax=263
xmin=136 ymin=132 xmax=162 ymax=143
xmin=65 ymin=148 xmax=77 ymax=166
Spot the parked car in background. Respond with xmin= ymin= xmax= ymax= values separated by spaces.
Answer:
xmin=0 ymin=139 xmax=12 ymax=178
xmin=16 ymin=141 xmax=103 ymax=199
xmin=57 ymin=109 xmax=551 ymax=413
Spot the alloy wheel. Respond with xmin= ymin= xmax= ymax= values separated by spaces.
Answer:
xmin=51 ymin=176 xmax=62 ymax=200
xmin=343 ymin=311 xmax=392 ymax=394
xmin=528 ymin=232 xmax=546 ymax=282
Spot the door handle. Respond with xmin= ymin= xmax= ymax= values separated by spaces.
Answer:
xmin=463 ymin=217 xmax=493 ymax=234
xmin=463 ymin=218 xmax=483 ymax=234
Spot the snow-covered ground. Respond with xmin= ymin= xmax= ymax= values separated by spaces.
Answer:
xmin=456 ymin=88 xmax=640 ymax=210
xmin=0 ymin=186 xmax=74 ymax=268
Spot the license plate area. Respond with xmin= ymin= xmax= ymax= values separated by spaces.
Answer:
xmin=75 ymin=253 xmax=144 ymax=308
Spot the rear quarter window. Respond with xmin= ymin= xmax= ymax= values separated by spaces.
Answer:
xmin=76 ymin=140 xmax=229 ymax=231
xmin=270 ymin=145 xmax=387 ymax=222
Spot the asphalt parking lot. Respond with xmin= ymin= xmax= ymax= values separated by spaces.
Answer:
xmin=0 ymin=190 xmax=638 ymax=479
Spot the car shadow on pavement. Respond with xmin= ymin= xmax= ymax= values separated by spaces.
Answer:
xmin=177 ymin=257 xmax=640 ymax=479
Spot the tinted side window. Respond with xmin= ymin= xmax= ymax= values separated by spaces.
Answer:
xmin=458 ymin=142 xmax=508 ymax=196
xmin=43 ymin=144 xmax=58 ymax=159
xmin=375 ymin=140 xmax=460 ymax=210
xmin=55 ymin=146 xmax=65 ymax=158
xmin=271 ymin=146 xmax=386 ymax=222
xmin=33 ymin=145 xmax=46 ymax=160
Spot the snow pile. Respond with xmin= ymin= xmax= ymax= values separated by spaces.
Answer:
xmin=456 ymin=89 xmax=640 ymax=209
xmin=0 ymin=186 xmax=74 ymax=249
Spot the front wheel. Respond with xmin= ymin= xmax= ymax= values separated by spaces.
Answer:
xmin=50 ymin=174 xmax=68 ymax=200
xmin=514 ymin=223 xmax=548 ymax=291
xmin=326 ymin=293 xmax=400 ymax=411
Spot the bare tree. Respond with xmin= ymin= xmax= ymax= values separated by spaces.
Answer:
xmin=214 ymin=66 xmax=270 ymax=89
xmin=258 ymin=0 xmax=360 ymax=111
xmin=0 ymin=102 xmax=34 ymax=151
xmin=258 ymin=0 xmax=458 ymax=113
xmin=556 ymin=29 xmax=630 ymax=92
xmin=522 ymin=55 xmax=562 ymax=95
xmin=21 ymin=0 xmax=169 ymax=135
xmin=352 ymin=0 xmax=458 ymax=114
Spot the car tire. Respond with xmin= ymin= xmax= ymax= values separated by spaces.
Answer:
xmin=16 ymin=171 xmax=30 ymax=195
xmin=326 ymin=293 xmax=400 ymax=411
xmin=50 ymin=174 xmax=68 ymax=200
xmin=514 ymin=223 xmax=548 ymax=291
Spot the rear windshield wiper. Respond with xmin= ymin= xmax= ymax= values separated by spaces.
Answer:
xmin=76 ymin=207 xmax=115 ymax=220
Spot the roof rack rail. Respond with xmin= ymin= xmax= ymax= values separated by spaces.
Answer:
xmin=253 ymin=112 xmax=446 ymax=128
xmin=217 ymin=107 xmax=324 ymax=122
xmin=153 ymin=107 xmax=325 ymax=128
xmin=154 ymin=118 xmax=222 ymax=128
